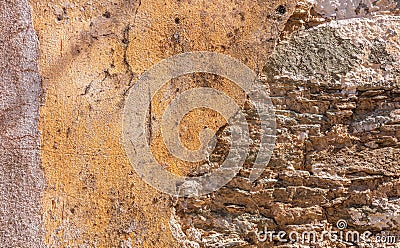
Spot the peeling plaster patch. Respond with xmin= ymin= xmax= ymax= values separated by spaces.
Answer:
xmin=264 ymin=16 xmax=400 ymax=89
xmin=263 ymin=26 xmax=363 ymax=83
xmin=33 ymin=0 xmax=293 ymax=246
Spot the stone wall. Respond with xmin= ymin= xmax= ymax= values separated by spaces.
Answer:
xmin=0 ymin=0 xmax=399 ymax=247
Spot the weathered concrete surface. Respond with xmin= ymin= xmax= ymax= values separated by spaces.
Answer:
xmin=0 ymin=0 xmax=45 ymax=247
xmin=0 ymin=0 xmax=398 ymax=247
xmin=30 ymin=0 xmax=296 ymax=247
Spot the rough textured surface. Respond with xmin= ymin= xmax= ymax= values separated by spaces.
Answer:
xmin=0 ymin=0 xmax=45 ymax=247
xmin=30 ymin=0 xmax=295 ymax=246
xmin=1 ymin=0 xmax=399 ymax=247
xmin=171 ymin=15 xmax=400 ymax=247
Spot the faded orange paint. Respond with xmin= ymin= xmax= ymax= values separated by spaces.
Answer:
xmin=31 ymin=0 xmax=292 ymax=246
